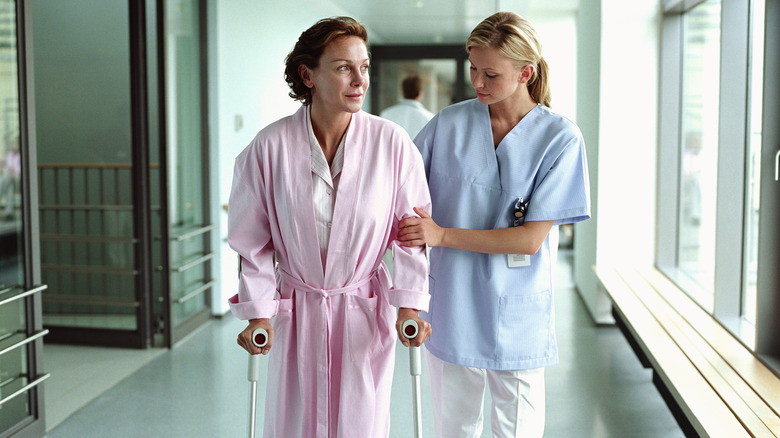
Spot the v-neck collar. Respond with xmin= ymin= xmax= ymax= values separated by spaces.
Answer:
xmin=476 ymin=101 xmax=543 ymax=186
xmin=307 ymin=106 xmax=345 ymax=185
xmin=297 ymin=106 xmax=360 ymax=287
xmin=487 ymin=102 xmax=541 ymax=151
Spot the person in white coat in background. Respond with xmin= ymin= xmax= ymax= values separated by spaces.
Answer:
xmin=380 ymin=75 xmax=434 ymax=138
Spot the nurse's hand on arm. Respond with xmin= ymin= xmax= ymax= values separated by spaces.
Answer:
xmin=396 ymin=307 xmax=431 ymax=348
xmin=238 ymin=318 xmax=273 ymax=355
xmin=398 ymin=207 xmax=554 ymax=255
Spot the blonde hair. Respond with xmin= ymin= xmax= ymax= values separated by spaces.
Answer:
xmin=466 ymin=12 xmax=551 ymax=108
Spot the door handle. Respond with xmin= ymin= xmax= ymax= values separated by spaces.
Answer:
xmin=775 ymin=149 xmax=779 ymax=181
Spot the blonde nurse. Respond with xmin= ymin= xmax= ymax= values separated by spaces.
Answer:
xmin=399 ymin=12 xmax=590 ymax=438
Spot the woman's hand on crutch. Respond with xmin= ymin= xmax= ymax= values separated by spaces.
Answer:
xmin=396 ymin=308 xmax=431 ymax=347
xmin=238 ymin=318 xmax=273 ymax=355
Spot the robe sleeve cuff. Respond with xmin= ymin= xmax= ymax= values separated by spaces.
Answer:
xmin=227 ymin=294 xmax=279 ymax=320
xmin=389 ymin=289 xmax=430 ymax=313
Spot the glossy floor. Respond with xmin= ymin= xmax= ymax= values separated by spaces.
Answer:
xmin=43 ymin=252 xmax=683 ymax=437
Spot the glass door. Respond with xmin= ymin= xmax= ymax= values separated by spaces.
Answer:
xmin=154 ymin=0 xmax=212 ymax=347
xmin=30 ymin=0 xmax=212 ymax=349
xmin=32 ymin=0 xmax=152 ymax=348
xmin=0 ymin=1 xmax=48 ymax=436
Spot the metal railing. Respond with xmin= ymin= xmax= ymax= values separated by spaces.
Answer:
xmin=37 ymin=162 xmax=214 ymax=331
xmin=37 ymin=163 xmax=156 ymax=313
xmin=0 ymin=285 xmax=50 ymax=408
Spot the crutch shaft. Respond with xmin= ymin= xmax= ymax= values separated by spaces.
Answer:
xmin=409 ymin=345 xmax=421 ymax=376
xmin=412 ymin=375 xmax=423 ymax=438
xmin=402 ymin=319 xmax=424 ymax=438
xmin=248 ymin=381 xmax=258 ymax=438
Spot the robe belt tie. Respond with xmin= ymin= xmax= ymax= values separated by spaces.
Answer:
xmin=276 ymin=269 xmax=374 ymax=299
xmin=275 ymin=268 xmax=379 ymax=437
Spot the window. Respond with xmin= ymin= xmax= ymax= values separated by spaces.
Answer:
xmin=659 ymin=0 xmax=771 ymax=351
xmin=677 ymin=0 xmax=721 ymax=306
xmin=741 ymin=0 xmax=764 ymax=342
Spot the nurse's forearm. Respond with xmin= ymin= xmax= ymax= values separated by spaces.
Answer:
xmin=439 ymin=220 xmax=554 ymax=255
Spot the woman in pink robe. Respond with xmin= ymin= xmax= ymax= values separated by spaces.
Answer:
xmin=227 ymin=17 xmax=432 ymax=438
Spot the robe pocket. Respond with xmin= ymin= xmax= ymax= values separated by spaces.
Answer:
xmin=346 ymin=293 xmax=389 ymax=363
xmin=496 ymin=290 xmax=554 ymax=361
xmin=271 ymin=298 xmax=295 ymax=363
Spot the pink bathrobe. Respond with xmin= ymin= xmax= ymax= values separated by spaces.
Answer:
xmin=227 ymin=106 xmax=431 ymax=438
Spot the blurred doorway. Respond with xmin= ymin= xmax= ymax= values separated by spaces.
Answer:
xmin=31 ymin=0 xmax=212 ymax=349
xmin=370 ymin=45 xmax=471 ymax=116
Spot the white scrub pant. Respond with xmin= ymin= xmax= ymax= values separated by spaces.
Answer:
xmin=424 ymin=347 xmax=545 ymax=438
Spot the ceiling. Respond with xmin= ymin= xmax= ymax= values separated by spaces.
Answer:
xmin=330 ymin=0 xmax=580 ymax=45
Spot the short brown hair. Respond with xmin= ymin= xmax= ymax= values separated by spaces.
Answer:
xmin=284 ymin=17 xmax=368 ymax=105
xmin=401 ymin=75 xmax=422 ymax=99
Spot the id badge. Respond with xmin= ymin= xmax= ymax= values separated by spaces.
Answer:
xmin=508 ymin=197 xmax=531 ymax=268
xmin=507 ymin=253 xmax=531 ymax=268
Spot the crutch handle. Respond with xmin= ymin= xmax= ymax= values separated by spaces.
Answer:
xmin=402 ymin=320 xmax=422 ymax=376
xmin=248 ymin=328 xmax=267 ymax=382
xmin=402 ymin=319 xmax=418 ymax=339
xmin=252 ymin=328 xmax=269 ymax=348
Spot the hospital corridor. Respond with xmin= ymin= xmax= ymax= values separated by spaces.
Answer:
xmin=41 ymin=251 xmax=683 ymax=437
xmin=2 ymin=0 xmax=780 ymax=437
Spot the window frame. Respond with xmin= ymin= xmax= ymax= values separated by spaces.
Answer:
xmin=657 ymin=0 xmax=753 ymax=344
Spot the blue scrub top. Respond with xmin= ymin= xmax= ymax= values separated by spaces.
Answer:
xmin=415 ymin=99 xmax=590 ymax=370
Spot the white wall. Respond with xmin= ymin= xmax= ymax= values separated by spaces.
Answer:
xmin=596 ymin=0 xmax=659 ymax=269
xmin=574 ymin=0 xmax=603 ymax=322
xmin=528 ymin=12 xmax=578 ymax=122
xmin=574 ymin=0 xmax=661 ymax=323
xmin=208 ymin=1 xmax=358 ymax=314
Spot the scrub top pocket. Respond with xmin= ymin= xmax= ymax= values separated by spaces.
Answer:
xmin=496 ymin=291 xmax=555 ymax=362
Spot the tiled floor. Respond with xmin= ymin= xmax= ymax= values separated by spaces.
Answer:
xmin=42 ymin=344 xmax=164 ymax=430
xmin=43 ymin=252 xmax=683 ymax=437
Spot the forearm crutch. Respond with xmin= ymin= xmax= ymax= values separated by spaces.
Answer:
xmin=247 ymin=328 xmax=268 ymax=438
xmin=402 ymin=319 xmax=423 ymax=438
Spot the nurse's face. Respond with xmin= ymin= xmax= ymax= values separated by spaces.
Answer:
xmin=303 ymin=36 xmax=370 ymax=115
xmin=469 ymin=46 xmax=524 ymax=105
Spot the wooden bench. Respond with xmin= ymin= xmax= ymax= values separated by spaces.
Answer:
xmin=594 ymin=266 xmax=780 ymax=437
